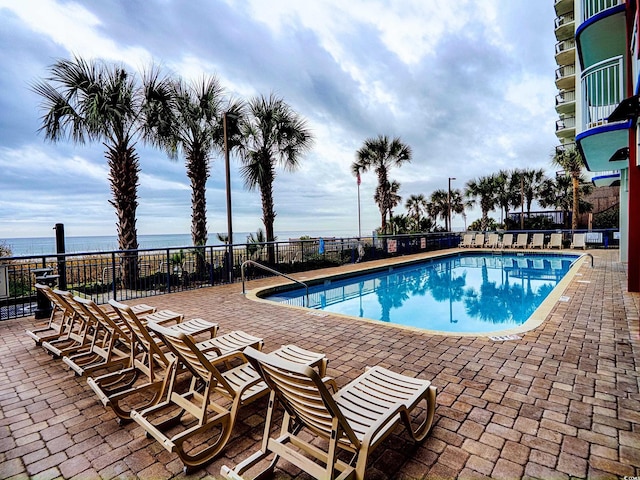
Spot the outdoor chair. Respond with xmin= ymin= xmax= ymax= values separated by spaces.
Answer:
xmin=500 ymin=233 xmax=514 ymax=248
xmin=547 ymin=233 xmax=563 ymax=249
xmin=86 ymin=300 xmax=216 ymax=422
xmin=102 ymin=265 xmax=122 ymax=287
xmin=134 ymin=323 xmax=326 ymax=472
xmin=41 ymin=289 xmax=96 ymax=358
xmin=571 ymin=233 xmax=586 ymax=249
xmin=514 ymin=233 xmax=528 ymax=248
xmin=221 ymin=347 xmax=436 ymax=480
xmin=472 ymin=233 xmax=485 ymax=248
xmin=528 ymin=233 xmax=544 ymax=249
xmin=26 ymin=284 xmax=76 ymax=346
xmin=484 ymin=233 xmax=499 ymax=248
xmin=459 ymin=234 xmax=474 ymax=248
xmin=61 ymin=296 xmax=149 ymax=377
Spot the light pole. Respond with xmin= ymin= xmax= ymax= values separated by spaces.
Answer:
xmin=448 ymin=177 xmax=456 ymax=232
xmin=223 ymin=111 xmax=237 ymax=283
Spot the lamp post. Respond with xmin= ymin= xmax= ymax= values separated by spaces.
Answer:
xmin=223 ymin=111 xmax=236 ymax=283
xmin=448 ymin=177 xmax=456 ymax=232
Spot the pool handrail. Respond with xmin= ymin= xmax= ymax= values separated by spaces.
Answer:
xmin=241 ymin=260 xmax=310 ymax=307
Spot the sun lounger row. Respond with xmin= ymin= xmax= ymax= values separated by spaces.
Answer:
xmin=459 ymin=232 xmax=586 ymax=250
xmin=26 ymin=284 xmax=438 ymax=476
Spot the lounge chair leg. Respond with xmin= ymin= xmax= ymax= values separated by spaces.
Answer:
xmin=402 ymin=385 xmax=437 ymax=442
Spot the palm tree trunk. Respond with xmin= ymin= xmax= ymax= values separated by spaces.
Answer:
xmin=107 ymin=143 xmax=139 ymax=288
xmin=186 ymin=151 xmax=209 ymax=248
xmin=260 ymin=182 xmax=276 ymax=264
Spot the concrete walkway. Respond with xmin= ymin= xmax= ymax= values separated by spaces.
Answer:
xmin=0 ymin=249 xmax=638 ymax=479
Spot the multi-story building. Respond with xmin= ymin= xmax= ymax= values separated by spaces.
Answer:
xmin=555 ymin=0 xmax=639 ymax=292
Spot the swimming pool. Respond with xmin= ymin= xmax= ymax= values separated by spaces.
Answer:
xmin=261 ymin=252 xmax=581 ymax=334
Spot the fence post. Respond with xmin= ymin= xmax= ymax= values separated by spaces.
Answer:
xmin=54 ymin=223 xmax=67 ymax=291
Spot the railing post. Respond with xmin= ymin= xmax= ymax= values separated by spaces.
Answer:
xmin=54 ymin=223 xmax=67 ymax=291
xmin=110 ymin=252 xmax=117 ymax=301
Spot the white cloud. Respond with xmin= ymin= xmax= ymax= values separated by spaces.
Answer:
xmin=0 ymin=0 xmax=152 ymax=67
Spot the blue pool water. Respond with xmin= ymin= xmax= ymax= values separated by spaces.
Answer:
xmin=264 ymin=253 xmax=580 ymax=334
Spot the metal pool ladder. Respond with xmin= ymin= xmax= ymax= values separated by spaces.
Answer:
xmin=241 ymin=260 xmax=310 ymax=307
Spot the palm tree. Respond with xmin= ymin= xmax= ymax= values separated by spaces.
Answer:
xmin=375 ymin=179 xmax=402 ymax=232
xmin=405 ymin=194 xmax=428 ymax=231
xmin=449 ymin=188 xmax=468 ymax=230
xmin=538 ymin=174 xmax=593 ymax=228
xmin=238 ymin=93 xmax=313 ymax=263
xmin=493 ymin=170 xmax=520 ymax=228
xmin=427 ymin=189 xmax=449 ymax=230
xmin=353 ymin=135 xmax=412 ymax=233
xmin=465 ymin=175 xmax=497 ymax=231
xmin=552 ymin=146 xmax=585 ymax=231
xmin=511 ymin=168 xmax=547 ymax=227
xmin=32 ymin=56 xmax=159 ymax=283
xmin=145 ymin=75 xmax=243 ymax=248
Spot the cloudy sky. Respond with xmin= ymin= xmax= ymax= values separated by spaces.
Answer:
xmin=0 ymin=0 xmax=559 ymax=241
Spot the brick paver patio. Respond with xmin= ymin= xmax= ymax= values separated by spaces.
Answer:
xmin=0 ymin=249 xmax=638 ymax=479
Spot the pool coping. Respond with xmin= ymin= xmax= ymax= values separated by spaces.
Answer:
xmin=244 ymin=248 xmax=591 ymax=337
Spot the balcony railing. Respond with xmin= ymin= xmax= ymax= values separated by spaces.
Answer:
xmin=555 ymin=11 xmax=575 ymax=28
xmin=556 ymin=89 xmax=576 ymax=106
xmin=556 ymin=38 xmax=576 ymax=54
xmin=556 ymin=63 xmax=576 ymax=80
xmin=556 ymin=115 xmax=576 ymax=131
xmin=582 ymin=0 xmax=624 ymax=22
xmin=581 ymin=56 xmax=624 ymax=129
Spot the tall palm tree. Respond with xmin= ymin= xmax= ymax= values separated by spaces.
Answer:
xmin=538 ymin=174 xmax=593 ymax=228
xmin=145 ymin=74 xmax=243 ymax=248
xmin=427 ymin=189 xmax=449 ymax=230
xmin=33 ymin=56 xmax=158 ymax=283
xmin=493 ymin=170 xmax=520 ymax=228
xmin=448 ymin=188 xmax=468 ymax=231
xmin=511 ymin=168 xmax=547 ymax=226
xmin=405 ymin=194 xmax=429 ymax=232
xmin=465 ymin=175 xmax=497 ymax=231
xmin=353 ymin=135 xmax=412 ymax=233
xmin=375 ymin=179 xmax=402 ymax=232
xmin=552 ymin=146 xmax=585 ymax=230
xmin=238 ymin=93 xmax=313 ymax=263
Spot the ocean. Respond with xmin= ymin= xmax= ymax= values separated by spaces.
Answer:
xmin=0 ymin=231 xmax=359 ymax=257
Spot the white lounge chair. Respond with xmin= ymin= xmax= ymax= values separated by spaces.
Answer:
xmin=459 ymin=234 xmax=474 ymax=248
xmin=571 ymin=233 xmax=586 ymax=250
xmin=547 ymin=233 xmax=563 ymax=249
xmin=473 ymin=233 xmax=485 ymax=248
xmin=485 ymin=233 xmax=499 ymax=248
xmin=529 ymin=233 xmax=544 ymax=249
xmin=514 ymin=233 xmax=528 ymax=248
xmin=500 ymin=233 xmax=514 ymax=249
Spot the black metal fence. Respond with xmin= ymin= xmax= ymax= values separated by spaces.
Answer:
xmin=0 ymin=232 xmax=461 ymax=321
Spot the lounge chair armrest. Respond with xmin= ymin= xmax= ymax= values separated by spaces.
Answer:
xmin=322 ymin=377 xmax=338 ymax=393
xmin=208 ymin=350 xmax=249 ymax=366
xmin=360 ymin=402 xmax=407 ymax=448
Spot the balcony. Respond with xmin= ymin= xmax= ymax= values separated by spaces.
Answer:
xmin=576 ymin=0 xmax=626 ymax=69
xmin=556 ymin=115 xmax=576 ymax=139
xmin=555 ymin=12 xmax=576 ymax=41
xmin=555 ymin=63 xmax=576 ymax=90
xmin=556 ymin=89 xmax=576 ymax=115
xmin=581 ymin=56 xmax=624 ymax=130
xmin=582 ymin=0 xmax=624 ymax=23
xmin=556 ymin=38 xmax=576 ymax=65
xmin=591 ymin=171 xmax=621 ymax=187
xmin=555 ymin=0 xmax=574 ymax=17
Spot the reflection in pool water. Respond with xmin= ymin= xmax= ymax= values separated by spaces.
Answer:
xmin=264 ymin=253 xmax=578 ymax=333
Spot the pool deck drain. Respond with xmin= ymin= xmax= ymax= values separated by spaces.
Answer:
xmin=0 ymin=248 xmax=638 ymax=479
